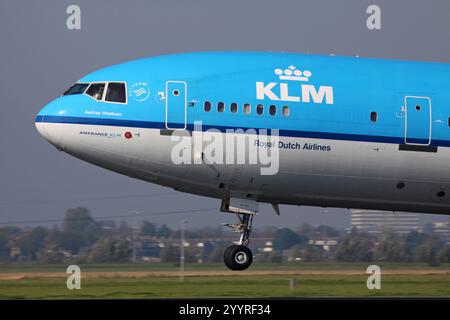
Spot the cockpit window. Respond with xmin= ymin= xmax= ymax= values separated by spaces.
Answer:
xmin=79 ymin=81 xmax=127 ymax=104
xmin=86 ymin=83 xmax=106 ymax=101
xmin=105 ymin=82 xmax=126 ymax=103
xmin=63 ymin=83 xmax=89 ymax=96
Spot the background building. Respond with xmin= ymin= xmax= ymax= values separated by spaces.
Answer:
xmin=430 ymin=222 xmax=450 ymax=244
xmin=350 ymin=210 xmax=419 ymax=235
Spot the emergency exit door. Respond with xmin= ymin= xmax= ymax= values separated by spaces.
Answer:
xmin=404 ymin=96 xmax=432 ymax=145
xmin=165 ymin=81 xmax=187 ymax=130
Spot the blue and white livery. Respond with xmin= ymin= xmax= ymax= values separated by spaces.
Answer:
xmin=35 ymin=52 xmax=450 ymax=270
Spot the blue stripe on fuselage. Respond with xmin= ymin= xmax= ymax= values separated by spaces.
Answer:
xmin=35 ymin=115 xmax=450 ymax=147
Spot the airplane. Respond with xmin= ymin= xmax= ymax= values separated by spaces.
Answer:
xmin=35 ymin=51 xmax=450 ymax=270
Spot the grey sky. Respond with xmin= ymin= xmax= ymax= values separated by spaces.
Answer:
xmin=1 ymin=0 xmax=450 ymax=230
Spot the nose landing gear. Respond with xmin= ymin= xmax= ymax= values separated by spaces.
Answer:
xmin=223 ymin=210 xmax=255 ymax=271
xmin=223 ymin=244 xmax=253 ymax=271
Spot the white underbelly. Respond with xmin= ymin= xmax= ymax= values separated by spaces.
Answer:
xmin=42 ymin=122 xmax=450 ymax=214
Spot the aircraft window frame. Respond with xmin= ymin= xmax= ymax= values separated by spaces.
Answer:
xmin=243 ymin=103 xmax=251 ymax=115
xmin=269 ymin=104 xmax=277 ymax=116
xmin=63 ymin=83 xmax=89 ymax=96
xmin=204 ymin=101 xmax=212 ymax=112
xmin=218 ymin=102 xmax=225 ymax=112
xmin=370 ymin=111 xmax=378 ymax=122
xmin=85 ymin=83 xmax=106 ymax=101
xmin=230 ymin=102 xmax=238 ymax=113
xmin=282 ymin=105 xmax=290 ymax=117
xmin=105 ymin=82 xmax=127 ymax=104
xmin=84 ymin=81 xmax=128 ymax=104
xmin=256 ymin=104 xmax=264 ymax=115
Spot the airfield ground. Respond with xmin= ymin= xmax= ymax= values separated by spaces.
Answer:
xmin=0 ymin=263 xmax=449 ymax=298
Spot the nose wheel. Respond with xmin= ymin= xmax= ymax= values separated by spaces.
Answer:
xmin=224 ymin=244 xmax=253 ymax=270
xmin=223 ymin=212 xmax=255 ymax=271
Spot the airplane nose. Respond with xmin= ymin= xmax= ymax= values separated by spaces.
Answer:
xmin=35 ymin=102 xmax=63 ymax=148
xmin=35 ymin=114 xmax=49 ymax=141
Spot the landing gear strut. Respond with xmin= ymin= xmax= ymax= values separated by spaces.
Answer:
xmin=223 ymin=212 xmax=254 ymax=271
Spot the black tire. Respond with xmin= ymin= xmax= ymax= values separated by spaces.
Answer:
xmin=223 ymin=244 xmax=238 ymax=262
xmin=223 ymin=245 xmax=253 ymax=271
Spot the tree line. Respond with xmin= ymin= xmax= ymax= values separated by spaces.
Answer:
xmin=0 ymin=207 xmax=449 ymax=265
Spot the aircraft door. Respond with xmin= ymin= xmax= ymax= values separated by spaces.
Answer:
xmin=165 ymin=81 xmax=187 ymax=130
xmin=404 ymin=96 xmax=431 ymax=145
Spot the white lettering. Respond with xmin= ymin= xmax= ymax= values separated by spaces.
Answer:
xmin=170 ymin=135 xmax=191 ymax=165
xmin=66 ymin=5 xmax=81 ymax=30
xmin=366 ymin=265 xmax=381 ymax=290
xmin=302 ymin=85 xmax=334 ymax=104
xmin=280 ymin=83 xmax=300 ymax=102
xmin=66 ymin=265 xmax=81 ymax=290
xmin=202 ymin=130 xmax=223 ymax=165
xmin=169 ymin=122 xmax=280 ymax=175
xmin=256 ymin=82 xmax=279 ymax=100
xmin=366 ymin=5 xmax=381 ymax=30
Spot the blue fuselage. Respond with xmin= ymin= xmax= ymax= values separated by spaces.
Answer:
xmin=37 ymin=52 xmax=450 ymax=146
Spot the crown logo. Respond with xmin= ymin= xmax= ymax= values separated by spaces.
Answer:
xmin=274 ymin=65 xmax=312 ymax=81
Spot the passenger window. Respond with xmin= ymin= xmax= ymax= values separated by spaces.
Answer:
xmin=105 ymin=82 xmax=126 ymax=103
xmin=204 ymin=101 xmax=211 ymax=112
xmin=370 ymin=111 xmax=378 ymax=122
xmin=230 ymin=103 xmax=238 ymax=113
xmin=218 ymin=102 xmax=225 ymax=112
xmin=243 ymin=103 xmax=251 ymax=114
xmin=448 ymin=117 xmax=450 ymax=127
xmin=269 ymin=105 xmax=276 ymax=116
xmin=256 ymin=104 xmax=263 ymax=115
xmin=282 ymin=106 xmax=290 ymax=117
xmin=63 ymin=83 xmax=89 ymax=96
xmin=86 ymin=83 xmax=106 ymax=101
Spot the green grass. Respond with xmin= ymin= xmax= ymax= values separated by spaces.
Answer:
xmin=1 ymin=263 xmax=449 ymax=298
xmin=1 ymin=262 xmax=450 ymax=273
xmin=1 ymin=275 xmax=450 ymax=299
